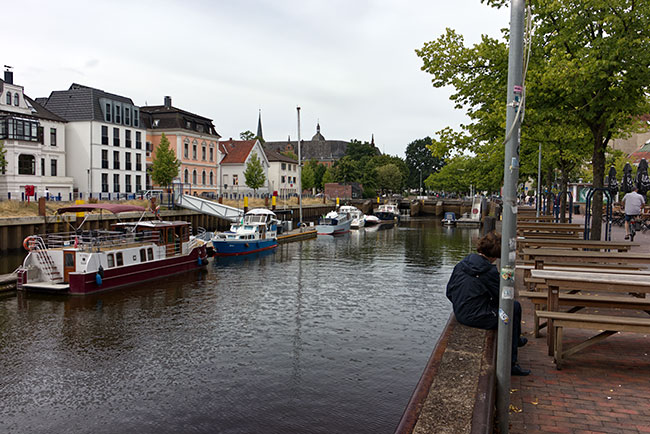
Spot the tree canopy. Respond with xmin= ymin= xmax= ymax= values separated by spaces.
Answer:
xmin=240 ymin=130 xmax=255 ymax=140
xmin=149 ymin=133 xmax=181 ymax=189
xmin=404 ymin=137 xmax=445 ymax=191
xmin=244 ymin=152 xmax=266 ymax=192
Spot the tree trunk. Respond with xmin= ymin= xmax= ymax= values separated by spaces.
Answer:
xmin=544 ymin=168 xmax=553 ymax=216
xmin=560 ymin=168 xmax=569 ymax=223
xmin=590 ymin=133 xmax=607 ymax=240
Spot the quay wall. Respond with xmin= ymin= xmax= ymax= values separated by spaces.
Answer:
xmin=0 ymin=205 xmax=335 ymax=252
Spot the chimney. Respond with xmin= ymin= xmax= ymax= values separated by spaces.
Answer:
xmin=164 ymin=96 xmax=172 ymax=108
xmin=4 ymin=68 xmax=13 ymax=85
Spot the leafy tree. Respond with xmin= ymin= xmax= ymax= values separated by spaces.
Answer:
xmin=346 ymin=139 xmax=380 ymax=160
xmin=313 ymin=161 xmax=327 ymax=189
xmin=405 ymin=137 xmax=445 ymax=192
xmin=301 ymin=163 xmax=316 ymax=191
xmin=334 ymin=156 xmax=362 ymax=183
xmin=322 ymin=166 xmax=337 ymax=185
xmin=281 ymin=150 xmax=298 ymax=160
xmin=425 ymin=156 xmax=473 ymax=194
xmin=376 ymin=164 xmax=404 ymax=194
xmin=240 ymin=130 xmax=255 ymax=140
xmin=149 ymin=133 xmax=181 ymax=190
xmin=244 ymin=152 xmax=266 ymax=192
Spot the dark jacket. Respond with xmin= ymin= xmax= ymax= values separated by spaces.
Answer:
xmin=446 ymin=253 xmax=500 ymax=329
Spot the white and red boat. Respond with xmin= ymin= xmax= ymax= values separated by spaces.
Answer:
xmin=16 ymin=203 xmax=209 ymax=295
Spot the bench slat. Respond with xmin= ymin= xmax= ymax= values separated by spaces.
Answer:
xmin=535 ymin=311 xmax=650 ymax=327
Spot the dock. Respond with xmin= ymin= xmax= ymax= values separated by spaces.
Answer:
xmin=0 ymin=273 xmax=17 ymax=292
xmin=277 ymin=228 xmax=317 ymax=243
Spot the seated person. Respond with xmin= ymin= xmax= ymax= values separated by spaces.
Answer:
xmin=446 ymin=231 xmax=530 ymax=376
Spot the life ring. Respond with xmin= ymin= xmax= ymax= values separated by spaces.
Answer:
xmin=23 ymin=236 xmax=33 ymax=251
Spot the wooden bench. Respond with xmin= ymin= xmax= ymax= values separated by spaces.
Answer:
xmin=516 ymin=238 xmax=638 ymax=253
xmin=535 ymin=311 xmax=650 ymax=369
xmin=520 ymin=290 xmax=650 ymax=337
xmin=519 ymin=264 xmax=646 ymax=291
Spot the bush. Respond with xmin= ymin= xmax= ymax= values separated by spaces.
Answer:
xmin=362 ymin=186 xmax=376 ymax=198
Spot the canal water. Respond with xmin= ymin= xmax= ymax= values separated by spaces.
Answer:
xmin=0 ymin=219 xmax=478 ymax=434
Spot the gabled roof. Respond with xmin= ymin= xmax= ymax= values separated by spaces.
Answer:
xmin=630 ymin=141 xmax=650 ymax=164
xmin=219 ymin=139 xmax=257 ymax=164
xmin=263 ymin=147 xmax=297 ymax=163
xmin=0 ymin=79 xmax=67 ymax=122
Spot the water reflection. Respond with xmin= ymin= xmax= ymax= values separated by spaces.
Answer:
xmin=0 ymin=219 xmax=474 ymax=434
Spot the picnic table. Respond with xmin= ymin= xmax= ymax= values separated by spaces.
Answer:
xmin=520 ymin=248 xmax=650 ymax=265
xmin=525 ymin=269 xmax=650 ymax=367
xmin=517 ymin=238 xmax=638 ymax=253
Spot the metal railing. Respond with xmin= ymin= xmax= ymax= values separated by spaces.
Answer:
xmin=31 ymin=230 xmax=160 ymax=252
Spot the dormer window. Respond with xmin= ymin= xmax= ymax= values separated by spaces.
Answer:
xmin=153 ymin=119 xmax=159 ymax=127
xmin=5 ymin=92 xmax=10 ymax=105
xmin=114 ymin=105 xmax=121 ymax=124
xmin=13 ymin=93 xmax=19 ymax=106
xmin=105 ymin=103 xmax=112 ymax=122
xmin=133 ymin=109 xmax=139 ymax=127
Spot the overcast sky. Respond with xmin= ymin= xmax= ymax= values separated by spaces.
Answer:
xmin=6 ymin=0 xmax=509 ymax=157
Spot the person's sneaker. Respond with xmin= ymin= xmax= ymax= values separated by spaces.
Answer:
xmin=625 ymin=235 xmax=630 ymax=240
xmin=518 ymin=337 xmax=528 ymax=347
xmin=511 ymin=364 xmax=531 ymax=376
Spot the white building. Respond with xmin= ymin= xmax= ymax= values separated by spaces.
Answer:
xmin=263 ymin=147 xmax=299 ymax=197
xmin=0 ymin=69 xmax=74 ymax=199
xmin=218 ymin=139 xmax=270 ymax=196
xmin=40 ymin=83 xmax=147 ymax=198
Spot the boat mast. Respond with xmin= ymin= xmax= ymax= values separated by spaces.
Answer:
xmin=297 ymin=106 xmax=303 ymax=228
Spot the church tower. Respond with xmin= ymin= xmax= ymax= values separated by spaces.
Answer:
xmin=256 ymin=109 xmax=264 ymax=141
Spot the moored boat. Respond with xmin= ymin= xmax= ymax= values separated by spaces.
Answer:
xmin=364 ymin=215 xmax=380 ymax=226
xmin=210 ymin=208 xmax=279 ymax=256
xmin=16 ymin=204 xmax=209 ymax=295
xmin=316 ymin=210 xmax=352 ymax=235
xmin=373 ymin=203 xmax=400 ymax=222
xmin=339 ymin=205 xmax=365 ymax=229
xmin=441 ymin=212 xmax=457 ymax=226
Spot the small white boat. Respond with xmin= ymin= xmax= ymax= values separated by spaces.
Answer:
xmin=364 ymin=215 xmax=380 ymax=226
xmin=374 ymin=203 xmax=400 ymax=222
xmin=316 ymin=210 xmax=352 ymax=235
xmin=339 ymin=205 xmax=365 ymax=229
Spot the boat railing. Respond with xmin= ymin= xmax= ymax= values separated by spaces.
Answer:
xmin=34 ymin=231 xmax=160 ymax=252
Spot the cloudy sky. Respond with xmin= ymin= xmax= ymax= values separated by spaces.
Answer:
xmin=6 ymin=0 xmax=509 ymax=157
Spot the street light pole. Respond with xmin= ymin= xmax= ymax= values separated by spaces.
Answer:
xmin=497 ymin=1 xmax=525 ymax=433
xmin=297 ymin=106 xmax=303 ymax=229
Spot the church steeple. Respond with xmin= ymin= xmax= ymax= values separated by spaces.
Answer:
xmin=256 ymin=109 xmax=264 ymax=141
xmin=371 ymin=134 xmax=375 ymax=146
xmin=312 ymin=121 xmax=325 ymax=141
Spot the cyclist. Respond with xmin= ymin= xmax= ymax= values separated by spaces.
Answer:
xmin=622 ymin=186 xmax=645 ymax=240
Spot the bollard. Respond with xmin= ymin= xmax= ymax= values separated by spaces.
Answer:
xmin=244 ymin=196 xmax=249 ymax=214
xmin=272 ymin=195 xmax=276 ymax=210
xmin=38 ymin=197 xmax=46 ymax=216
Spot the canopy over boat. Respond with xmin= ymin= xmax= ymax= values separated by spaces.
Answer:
xmin=245 ymin=208 xmax=276 ymax=216
xmin=56 ymin=204 xmax=146 ymax=214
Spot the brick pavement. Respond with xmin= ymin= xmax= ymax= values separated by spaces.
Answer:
xmin=508 ymin=214 xmax=650 ymax=434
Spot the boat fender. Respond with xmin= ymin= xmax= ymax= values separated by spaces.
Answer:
xmin=95 ymin=273 xmax=102 ymax=286
xmin=245 ymin=243 xmax=249 ymax=248
xmin=23 ymin=236 xmax=33 ymax=251
xmin=98 ymin=265 xmax=105 ymax=279
xmin=197 ymin=257 xmax=203 ymax=266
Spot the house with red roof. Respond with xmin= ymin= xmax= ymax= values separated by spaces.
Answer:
xmin=218 ymin=139 xmax=270 ymax=196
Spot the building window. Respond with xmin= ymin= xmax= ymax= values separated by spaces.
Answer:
xmin=136 ymin=153 xmax=142 ymax=171
xmin=202 ymin=143 xmax=206 ymax=161
xmin=102 ymin=150 xmax=109 ymax=169
xmin=133 ymin=109 xmax=139 ymax=127
xmin=102 ymin=126 xmax=108 ymax=145
xmin=135 ymin=131 xmax=142 ymax=149
xmin=51 ymin=159 xmax=57 ymax=176
xmin=113 ymin=128 xmax=120 ymax=146
xmin=115 ymin=105 xmax=121 ymax=124
xmin=125 ymin=152 xmax=132 ymax=170
xmin=18 ymin=154 xmax=35 ymax=175
xmin=192 ymin=170 xmax=197 ymax=185
xmin=5 ymin=92 xmax=10 ymax=105
xmin=281 ymin=175 xmax=286 ymax=183
xmin=233 ymin=174 xmax=238 ymax=186
xmin=125 ymin=174 xmax=132 ymax=193
xmin=105 ymin=103 xmax=111 ymax=122
xmin=184 ymin=169 xmax=189 ymax=184
xmin=184 ymin=142 xmax=189 ymax=158
xmin=14 ymin=93 xmax=19 ymax=106
xmin=113 ymin=151 xmax=120 ymax=170
xmin=281 ymin=163 xmax=286 ymax=170
xmin=41 ymin=158 xmax=45 ymax=176
xmin=209 ymin=171 xmax=213 ymax=186
xmin=113 ymin=174 xmax=120 ymax=192
xmin=50 ymin=128 xmax=57 ymax=146
xmin=102 ymin=173 xmax=109 ymax=192
xmin=125 ymin=130 xmax=131 ymax=148
xmin=125 ymin=107 xmax=130 ymax=126
xmin=192 ymin=142 xmax=197 ymax=159
xmin=5 ymin=118 xmax=39 ymax=141
xmin=202 ymin=170 xmax=206 ymax=185
xmin=135 ymin=175 xmax=141 ymax=192
xmin=209 ymin=147 xmax=214 ymax=162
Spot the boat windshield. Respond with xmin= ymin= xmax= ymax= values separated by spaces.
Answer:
xmin=244 ymin=215 xmax=267 ymax=224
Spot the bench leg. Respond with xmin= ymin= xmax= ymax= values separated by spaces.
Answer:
xmin=533 ymin=304 xmax=541 ymax=338
xmin=555 ymin=326 xmax=563 ymax=370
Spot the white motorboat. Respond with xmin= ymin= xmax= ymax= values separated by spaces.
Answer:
xmin=374 ymin=203 xmax=400 ymax=222
xmin=316 ymin=210 xmax=352 ymax=235
xmin=339 ymin=205 xmax=365 ymax=229
xmin=210 ymin=208 xmax=279 ymax=256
